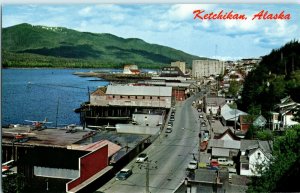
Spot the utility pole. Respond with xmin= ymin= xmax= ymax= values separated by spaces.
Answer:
xmin=146 ymin=161 xmax=150 ymax=193
xmin=138 ymin=159 xmax=157 ymax=193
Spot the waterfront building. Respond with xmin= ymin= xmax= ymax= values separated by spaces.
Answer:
xmin=123 ymin=64 xmax=140 ymax=74
xmin=91 ymin=85 xmax=172 ymax=108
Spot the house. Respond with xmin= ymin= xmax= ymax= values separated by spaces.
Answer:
xmin=220 ymin=104 xmax=248 ymax=127
xmin=274 ymin=96 xmax=300 ymax=129
xmin=209 ymin=129 xmax=241 ymax=159
xmin=204 ymin=96 xmax=226 ymax=115
xmin=214 ymin=128 xmax=241 ymax=141
xmin=252 ymin=115 xmax=267 ymax=128
xmin=237 ymin=115 xmax=253 ymax=133
xmin=209 ymin=139 xmax=240 ymax=159
xmin=270 ymin=111 xmax=280 ymax=130
xmin=240 ymin=140 xmax=273 ymax=176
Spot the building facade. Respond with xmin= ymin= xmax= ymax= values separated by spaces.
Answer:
xmin=192 ymin=60 xmax=225 ymax=78
xmin=90 ymin=85 xmax=172 ymax=108
xmin=171 ymin=61 xmax=186 ymax=74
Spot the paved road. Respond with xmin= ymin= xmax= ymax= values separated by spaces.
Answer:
xmin=98 ymin=93 xmax=203 ymax=193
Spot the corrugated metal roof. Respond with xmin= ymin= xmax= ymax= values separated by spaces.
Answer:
xmin=212 ymin=147 xmax=230 ymax=157
xmin=209 ymin=139 xmax=241 ymax=149
xmin=221 ymin=104 xmax=248 ymax=121
xmin=106 ymin=85 xmax=172 ymax=96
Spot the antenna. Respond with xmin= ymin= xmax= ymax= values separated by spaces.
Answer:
xmin=215 ymin=44 xmax=218 ymax=60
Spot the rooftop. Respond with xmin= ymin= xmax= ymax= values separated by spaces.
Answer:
xmin=209 ymin=139 xmax=241 ymax=149
xmin=2 ymin=126 xmax=89 ymax=147
xmin=205 ymin=97 xmax=226 ymax=106
xmin=106 ymin=85 xmax=172 ymax=97
xmin=221 ymin=104 xmax=248 ymax=121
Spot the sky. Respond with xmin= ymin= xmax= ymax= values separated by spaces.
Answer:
xmin=2 ymin=4 xmax=300 ymax=60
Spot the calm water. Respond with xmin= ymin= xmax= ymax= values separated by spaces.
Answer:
xmin=1 ymin=68 xmax=109 ymax=127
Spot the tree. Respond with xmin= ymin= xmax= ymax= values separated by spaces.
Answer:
xmin=2 ymin=173 xmax=26 ymax=193
xmin=228 ymin=80 xmax=241 ymax=97
xmin=247 ymin=125 xmax=300 ymax=192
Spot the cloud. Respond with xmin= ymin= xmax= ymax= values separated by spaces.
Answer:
xmin=2 ymin=4 xmax=300 ymax=60
xmin=163 ymin=4 xmax=216 ymax=21
xmin=79 ymin=6 xmax=93 ymax=16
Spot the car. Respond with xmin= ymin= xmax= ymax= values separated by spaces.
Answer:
xmin=207 ymin=165 xmax=219 ymax=170
xmin=199 ymin=114 xmax=204 ymax=118
xmin=170 ymin=118 xmax=175 ymax=121
xmin=116 ymin=168 xmax=132 ymax=180
xmin=168 ymin=123 xmax=173 ymax=127
xmin=136 ymin=153 xmax=148 ymax=163
xmin=165 ymin=128 xmax=172 ymax=133
xmin=217 ymin=158 xmax=234 ymax=166
xmin=210 ymin=160 xmax=220 ymax=167
xmin=201 ymin=122 xmax=206 ymax=127
xmin=187 ymin=160 xmax=198 ymax=170
xmin=167 ymin=125 xmax=172 ymax=129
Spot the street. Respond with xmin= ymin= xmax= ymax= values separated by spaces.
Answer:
xmin=97 ymin=93 xmax=203 ymax=193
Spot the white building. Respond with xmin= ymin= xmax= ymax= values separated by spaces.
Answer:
xmin=240 ymin=140 xmax=273 ymax=176
xmin=205 ymin=97 xmax=226 ymax=115
xmin=171 ymin=61 xmax=186 ymax=74
xmin=192 ymin=60 xmax=225 ymax=78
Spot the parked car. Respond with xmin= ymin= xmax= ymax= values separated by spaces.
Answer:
xmin=136 ymin=153 xmax=148 ymax=163
xmin=187 ymin=160 xmax=198 ymax=170
xmin=165 ymin=128 xmax=172 ymax=133
xmin=210 ymin=160 xmax=220 ymax=167
xmin=201 ymin=122 xmax=206 ymax=127
xmin=207 ymin=165 xmax=219 ymax=170
xmin=116 ymin=168 xmax=132 ymax=180
xmin=199 ymin=114 xmax=204 ymax=118
xmin=217 ymin=158 xmax=234 ymax=166
xmin=170 ymin=118 xmax=175 ymax=121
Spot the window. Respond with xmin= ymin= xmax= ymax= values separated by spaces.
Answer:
xmin=150 ymin=96 xmax=152 ymax=99
xmin=241 ymin=163 xmax=249 ymax=170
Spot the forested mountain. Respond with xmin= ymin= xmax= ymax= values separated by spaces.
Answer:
xmin=2 ymin=23 xmax=205 ymax=68
xmin=240 ymin=40 xmax=300 ymax=115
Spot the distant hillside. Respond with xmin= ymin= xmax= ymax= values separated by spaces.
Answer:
xmin=2 ymin=23 xmax=206 ymax=68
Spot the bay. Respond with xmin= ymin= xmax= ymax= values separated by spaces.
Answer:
xmin=1 ymin=68 xmax=109 ymax=127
